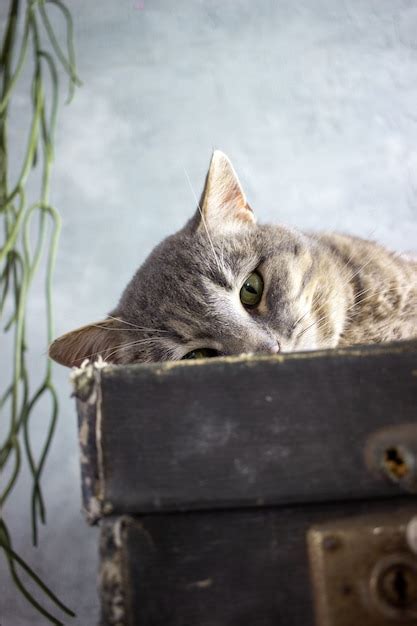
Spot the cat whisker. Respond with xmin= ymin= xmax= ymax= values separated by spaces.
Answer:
xmin=304 ymin=282 xmax=411 ymax=344
xmin=92 ymin=324 xmax=168 ymax=335
xmin=351 ymin=283 xmax=397 ymax=304
xmin=105 ymin=314 xmax=169 ymax=333
xmin=297 ymin=311 xmax=330 ymax=341
xmin=298 ymin=288 xmax=325 ymax=324
xmin=335 ymin=246 xmax=399 ymax=299
xmin=342 ymin=249 xmax=402 ymax=292
xmin=106 ymin=314 xmax=142 ymax=329
xmin=104 ymin=337 xmax=169 ymax=362
xmin=183 ymin=166 xmax=225 ymax=276
xmin=333 ymin=248 xmax=357 ymax=281
xmin=292 ymin=309 xmax=310 ymax=330
xmin=80 ymin=336 xmax=168 ymax=363
xmin=345 ymin=285 xmax=406 ymax=316
xmin=292 ymin=286 xmax=325 ymax=332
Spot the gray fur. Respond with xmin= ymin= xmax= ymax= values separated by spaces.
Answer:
xmin=49 ymin=151 xmax=417 ymax=367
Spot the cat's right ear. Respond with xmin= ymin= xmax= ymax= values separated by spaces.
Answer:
xmin=48 ymin=318 xmax=126 ymax=368
xmin=196 ymin=150 xmax=256 ymax=232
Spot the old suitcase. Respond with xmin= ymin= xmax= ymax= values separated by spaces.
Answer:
xmin=72 ymin=340 xmax=417 ymax=626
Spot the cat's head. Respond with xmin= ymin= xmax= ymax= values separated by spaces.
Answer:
xmin=50 ymin=151 xmax=341 ymax=367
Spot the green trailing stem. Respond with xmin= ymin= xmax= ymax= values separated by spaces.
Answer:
xmin=0 ymin=0 xmax=80 ymax=621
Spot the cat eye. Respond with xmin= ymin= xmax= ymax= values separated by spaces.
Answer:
xmin=182 ymin=348 xmax=219 ymax=360
xmin=240 ymin=271 xmax=264 ymax=308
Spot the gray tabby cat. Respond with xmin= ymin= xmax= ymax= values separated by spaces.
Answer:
xmin=49 ymin=151 xmax=417 ymax=367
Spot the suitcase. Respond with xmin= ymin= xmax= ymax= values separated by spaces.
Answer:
xmin=72 ymin=340 xmax=417 ymax=626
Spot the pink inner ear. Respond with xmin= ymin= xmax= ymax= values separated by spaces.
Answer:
xmin=222 ymin=180 xmax=247 ymax=210
xmin=200 ymin=151 xmax=255 ymax=228
xmin=235 ymin=203 xmax=255 ymax=223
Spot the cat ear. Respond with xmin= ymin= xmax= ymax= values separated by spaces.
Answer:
xmin=48 ymin=317 xmax=126 ymax=368
xmin=198 ymin=151 xmax=255 ymax=231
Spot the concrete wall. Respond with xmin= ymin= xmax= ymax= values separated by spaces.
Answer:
xmin=2 ymin=1 xmax=417 ymax=623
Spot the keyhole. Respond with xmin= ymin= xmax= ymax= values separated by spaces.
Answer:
xmin=392 ymin=568 xmax=408 ymax=606
xmin=370 ymin=554 xmax=417 ymax=618
xmin=378 ymin=563 xmax=417 ymax=610
xmin=383 ymin=446 xmax=409 ymax=480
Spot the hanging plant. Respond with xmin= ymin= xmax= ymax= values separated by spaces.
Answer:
xmin=0 ymin=0 xmax=80 ymax=622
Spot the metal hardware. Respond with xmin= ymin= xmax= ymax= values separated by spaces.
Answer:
xmin=369 ymin=553 xmax=417 ymax=618
xmin=308 ymin=509 xmax=417 ymax=625
xmin=407 ymin=516 xmax=417 ymax=555
xmin=365 ymin=424 xmax=417 ymax=493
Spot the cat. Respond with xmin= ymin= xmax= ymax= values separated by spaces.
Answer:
xmin=49 ymin=151 xmax=417 ymax=367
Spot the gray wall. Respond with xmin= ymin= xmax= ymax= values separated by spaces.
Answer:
xmin=2 ymin=1 xmax=417 ymax=624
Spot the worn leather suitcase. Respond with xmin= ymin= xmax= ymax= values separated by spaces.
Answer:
xmin=73 ymin=340 xmax=417 ymax=626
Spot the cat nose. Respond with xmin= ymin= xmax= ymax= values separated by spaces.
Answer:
xmin=267 ymin=340 xmax=280 ymax=354
xmin=258 ymin=339 xmax=280 ymax=354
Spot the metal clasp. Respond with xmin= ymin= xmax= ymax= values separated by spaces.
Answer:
xmin=308 ymin=509 xmax=417 ymax=625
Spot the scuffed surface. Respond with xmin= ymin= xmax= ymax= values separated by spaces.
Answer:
xmin=99 ymin=520 xmax=127 ymax=626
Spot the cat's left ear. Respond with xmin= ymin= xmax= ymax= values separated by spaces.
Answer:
xmin=198 ymin=151 xmax=255 ymax=231
xmin=48 ymin=317 xmax=127 ymax=367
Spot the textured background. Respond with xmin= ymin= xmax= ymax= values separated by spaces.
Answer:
xmin=2 ymin=0 xmax=417 ymax=624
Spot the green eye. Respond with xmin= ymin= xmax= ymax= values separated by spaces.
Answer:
xmin=182 ymin=348 xmax=219 ymax=360
xmin=240 ymin=272 xmax=264 ymax=308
